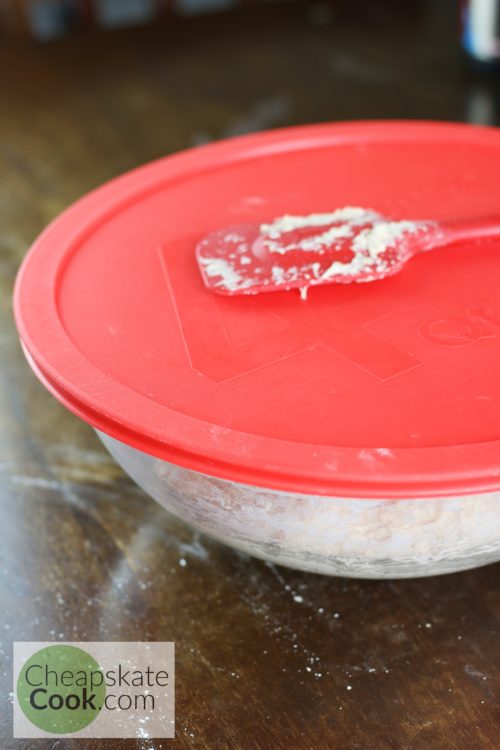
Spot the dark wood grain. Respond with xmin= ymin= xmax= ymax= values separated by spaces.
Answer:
xmin=2 ymin=2 xmax=500 ymax=748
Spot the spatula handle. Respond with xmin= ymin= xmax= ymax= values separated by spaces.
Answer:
xmin=439 ymin=216 xmax=500 ymax=248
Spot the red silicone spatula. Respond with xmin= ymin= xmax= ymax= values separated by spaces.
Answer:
xmin=196 ymin=207 xmax=500 ymax=298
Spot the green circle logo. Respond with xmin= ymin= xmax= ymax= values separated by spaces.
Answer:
xmin=17 ymin=645 xmax=106 ymax=734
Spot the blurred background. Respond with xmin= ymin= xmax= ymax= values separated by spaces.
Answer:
xmin=0 ymin=1 xmax=499 ymax=238
xmin=1 ymin=2 xmax=500 ymax=190
xmin=0 ymin=1 xmax=488 ymax=49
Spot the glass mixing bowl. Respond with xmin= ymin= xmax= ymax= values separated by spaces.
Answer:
xmin=97 ymin=430 xmax=500 ymax=579
xmin=15 ymin=122 xmax=500 ymax=581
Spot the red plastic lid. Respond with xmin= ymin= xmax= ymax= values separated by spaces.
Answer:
xmin=14 ymin=121 xmax=500 ymax=498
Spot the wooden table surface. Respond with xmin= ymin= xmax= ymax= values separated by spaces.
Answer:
xmin=2 ymin=1 xmax=500 ymax=748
